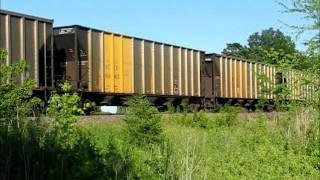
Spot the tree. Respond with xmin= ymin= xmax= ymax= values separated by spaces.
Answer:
xmin=279 ymin=0 xmax=320 ymax=55
xmin=0 ymin=49 xmax=42 ymax=179
xmin=222 ymin=28 xmax=300 ymax=64
xmin=124 ymin=95 xmax=162 ymax=146
xmin=47 ymin=82 xmax=84 ymax=149
xmin=278 ymin=0 xmax=320 ymax=79
xmin=248 ymin=28 xmax=296 ymax=54
xmin=261 ymin=48 xmax=308 ymax=70
xmin=0 ymin=49 xmax=40 ymax=126
xmin=222 ymin=43 xmax=249 ymax=59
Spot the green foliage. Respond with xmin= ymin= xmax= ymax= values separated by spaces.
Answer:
xmin=255 ymin=48 xmax=316 ymax=111
xmin=93 ymin=106 xmax=102 ymax=113
xmin=261 ymin=48 xmax=307 ymax=69
xmin=128 ymin=141 xmax=173 ymax=179
xmin=222 ymin=28 xmax=302 ymax=65
xmin=279 ymin=0 xmax=320 ymax=54
xmin=0 ymin=50 xmax=40 ymax=121
xmin=47 ymin=82 xmax=84 ymax=149
xmin=83 ymin=110 xmax=320 ymax=179
xmin=178 ymin=111 xmax=210 ymax=129
xmin=48 ymin=83 xmax=84 ymax=122
xmin=215 ymin=105 xmax=242 ymax=127
xmin=0 ymin=49 xmax=135 ymax=179
xmin=191 ymin=111 xmax=209 ymax=128
xmin=177 ymin=107 xmax=244 ymax=129
xmin=165 ymin=102 xmax=188 ymax=114
xmin=124 ymin=95 xmax=163 ymax=146
xmin=278 ymin=0 xmax=320 ymax=102
xmin=41 ymin=83 xmax=133 ymax=179
xmin=0 ymin=49 xmax=43 ymax=179
xmin=306 ymin=117 xmax=320 ymax=169
xmin=117 ymin=106 xmax=128 ymax=114
xmin=248 ymin=28 xmax=296 ymax=55
xmin=166 ymin=102 xmax=176 ymax=113
xmin=222 ymin=42 xmax=250 ymax=59
xmin=83 ymin=124 xmax=134 ymax=179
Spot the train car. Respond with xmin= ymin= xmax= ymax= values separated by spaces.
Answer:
xmin=0 ymin=10 xmax=54 ymax=100
xmin=202 ymin=53 xmax=277 ymax=109
xmin=53 ymin=25 xmax=204 ymax=107
xmin=202 ymin=53 xmax=316 ymax=110
xmin=1 ymin=9 xmax=315 ymax=110
xmin=279 ymin=68 xmax=316 ymax=101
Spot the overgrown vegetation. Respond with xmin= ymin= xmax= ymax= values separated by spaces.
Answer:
xmin=123 ymin=95 xmax=163 ymax=146
xmin=0 ymin=49 xmax=130 ymax=179
xmin=83 ymin=103 xmax=320 ymax=179
xmin=177 ymin=111 xmax=210 ymax=128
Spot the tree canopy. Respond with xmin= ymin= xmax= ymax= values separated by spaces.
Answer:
xmin=248 ymin=28 xmax=296 ymax=54
xmin=221 ymin=42 xmax=249 ymax=59
xmin=222 ymin=28 xmax=301 ymax=64
xmin=279 ymin=0 xmax=320 ymax=55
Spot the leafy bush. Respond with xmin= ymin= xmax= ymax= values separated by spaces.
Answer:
xmin=0 ymin=49 xmax=43 ymax=179
xmin=81 ymin=123 xmax=137 ymax=179
xmin=47 ymin=82 xmax=84 ymax=149
xmin=0 ymin=49 xmax=135 ymax=179
xmin=215 ymin=105 xmax=243 ymax=127
xmin=84 ymin=123 xmax=176 ymax=179
xmin=178 ymin=111 xmax=209 ymax=129
xmin=166 ymin=102 xmax=176 ymax=113
xmin=124 ymin=95 xmax=163 ymax=146
xmin=41 ymin=82 xmax=133 ymax=179
xmin=98 ymin=135 xmax=133 ymax=179
xmin=83 ymin=108 xmax=320 ymax=179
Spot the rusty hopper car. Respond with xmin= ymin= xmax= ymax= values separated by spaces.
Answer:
xmin=202 ymin=53 xmax=315 ymax=109
xmin=0 ymin=10 xmax=54 ymax=92
xmin=53 ymin=25 xmax=204 ymax=106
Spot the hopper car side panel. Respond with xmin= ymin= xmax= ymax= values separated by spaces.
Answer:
xmin=0 ymin=10 xmax=54 ymax=89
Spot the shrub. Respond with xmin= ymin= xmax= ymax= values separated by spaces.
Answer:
xmin=99 ymin=135 xmax=133 ymax=179
xmin=124 ymin=95 xmax=163 ymax=146
xmin=47 ymin=82 xmax=84 ymax=149
xmin=215 ymin=105 xmax=243 ymax=127
xmin=178 ymin=111 xmax=210 ymax=129
xmin=166 ymin=102 xmax=176 ymax=113
xmin=0 ymin=49 xmax=133 ymax=179
xmin=0 ymin=49 xmax=43 ymax=179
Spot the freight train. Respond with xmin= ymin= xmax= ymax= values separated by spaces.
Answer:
xmin=0 ymin=10 xmax=314 ymax=110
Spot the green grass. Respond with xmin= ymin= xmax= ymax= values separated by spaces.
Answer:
xmin=82 ymin=113 xmax=320 ymax=179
